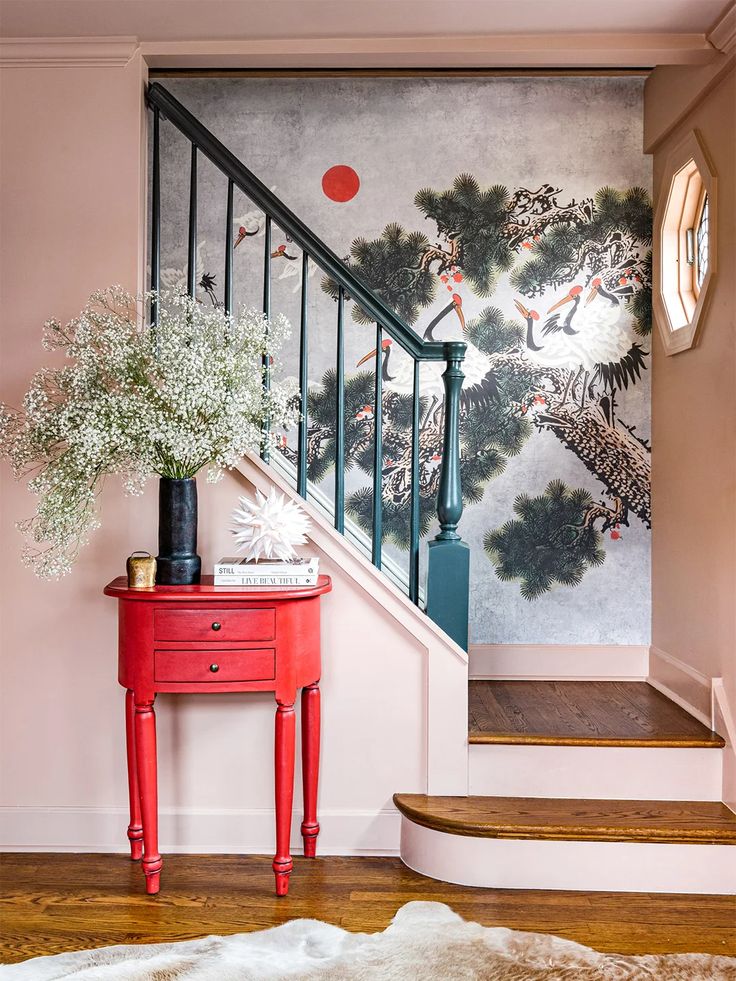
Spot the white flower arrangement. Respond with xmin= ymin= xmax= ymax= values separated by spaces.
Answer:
xmin=0 ymin=286 xmax=297 ymax=579
xmin=231 ymin=488 xmax=310 ymax=562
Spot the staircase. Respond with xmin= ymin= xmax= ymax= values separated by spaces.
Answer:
xmin=146 ymin=82 xmax=469 ymax=650
xmin=145 ymin=85 xmax=735 ymax=893
xmin=396 ymin=680 xmax=736 ymax=893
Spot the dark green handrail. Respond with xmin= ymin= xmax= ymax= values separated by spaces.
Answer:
xmin=145 ymin=82 xmax=469 ymax=650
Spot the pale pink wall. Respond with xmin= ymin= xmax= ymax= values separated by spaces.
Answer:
xmin=0 ymin=56 xmax=462 ymax=850
xmin=0 ymin=54 xmax=151 ymax=824
xmin=646 ymin=66 xmax=736 ymax=711
xmin=643 ymin=54 xmax=736 ymax=152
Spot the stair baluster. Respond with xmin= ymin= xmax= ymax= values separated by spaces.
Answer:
xmin=261 ymin=215 xmax=272 ymax=463
xmin=224 ymin=178 xmax=233 ymax=316
xmin=371 ymin=322 xmax=383 ymax=569
xmin=297 ymin=252 xmax=309 ymax=498
xmin=150 ymin=105 xmax=160 ymax=334
xmin=187 ymin=144 xmax=197 ymax=300
xmin=409 ymin=361 xmax=420 ymax=605
xmin=334 ymin=285 xmax=345 ymax=535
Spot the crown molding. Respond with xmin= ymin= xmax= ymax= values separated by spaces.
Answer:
xmin=140 ymin=33 xmax=715 ymax=70
xmin=708 ymin=2 xmax=736 ymax=55
xmin=0 ymin=32 xmax=715 ymax=70
xmin=0 ymin=37 xmax=139 ymax=68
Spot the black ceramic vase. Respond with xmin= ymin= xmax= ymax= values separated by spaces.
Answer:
xmin=156 ymin=477 xmax=202 ymax=585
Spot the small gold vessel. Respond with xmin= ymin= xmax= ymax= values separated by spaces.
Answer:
xmin=127 ymin=551 xmax=157 ymax=588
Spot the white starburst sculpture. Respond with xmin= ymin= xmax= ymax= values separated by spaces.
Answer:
xmin=231 ymin=488 xmax=310 ymax=562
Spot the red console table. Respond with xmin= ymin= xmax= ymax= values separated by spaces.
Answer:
xmin=104 ymin=575 xmax=331 ymax=896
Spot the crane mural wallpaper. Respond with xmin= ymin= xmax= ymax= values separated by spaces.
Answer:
xmin=160 ymin=75 xmax=652 ymax=646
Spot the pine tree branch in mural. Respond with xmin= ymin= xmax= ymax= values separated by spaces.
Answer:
xmin=484 ymin=481 xmax=607 ymax=601
xmin=415 ymin=175 xmax=515 ymax=296
xmin=629 ymin=252 xmax=653 ymax=337
xmin=321 ymin=224 xmax=436 ymax=325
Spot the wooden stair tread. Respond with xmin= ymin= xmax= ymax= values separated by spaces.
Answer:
xmin=468 ymin=680 xmax=725 ymax=748
xmin=393 ymin=795 xmax=736 ymax=844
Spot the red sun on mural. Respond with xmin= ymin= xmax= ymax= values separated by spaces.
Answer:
xmin=322 ymin=165 xmax=360 ymax=202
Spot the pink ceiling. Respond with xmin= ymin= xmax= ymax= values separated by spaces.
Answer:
xmin=0 ymin=0 xmax=730 ymax=40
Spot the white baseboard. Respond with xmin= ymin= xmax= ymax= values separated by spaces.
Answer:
xmin=469 ymin=744 xmax=722 ymax=801
xmin=400 ymin=819 xmax=736 ymax=894
xmin=648 ymin=646 xmax=713 ymax=726
xmin=0 ymin=805 xmax=400 ymax=855
xmin=469 ymin=644 xmax=649 ymax=680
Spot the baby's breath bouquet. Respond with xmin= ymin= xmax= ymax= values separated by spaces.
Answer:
xmin=0 ymin=286 xmax=297 ymax=579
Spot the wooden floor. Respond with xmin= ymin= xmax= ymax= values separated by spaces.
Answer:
xmin=1 ymin=854 xmax=735 ymax=964
xmin=393 ymin=794 xmax=736 ymax=843
xmin=468 ymin=680 xmax=725 ymax=746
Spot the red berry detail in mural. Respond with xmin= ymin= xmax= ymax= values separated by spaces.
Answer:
xmin=447 ymin=285 xmax=453 ymax=291
xmin=522 ymin=241 xmax=532 ymax=249
xmin=453 ymin=273 xmax=463 ymax=282
xmin=440 ymin=275 xmax=449 ymax=283
xmin=619 ymin=277 xmax=628 ymax=285
xmin=322 ymin=165 xmax=360 ymax=202
xmin=610 ymin=529 xmax=621 ymax=540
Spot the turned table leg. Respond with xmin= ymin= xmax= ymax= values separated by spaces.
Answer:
xmin=124 ymin=690 xmax=143 ymax=861
xmin=300 ymin=682 xmax=321 ymax=858
xmin=273 ymin=700 xmax=296 ymax=896
xmin=134 ymin=696 xmax=162 ymax=895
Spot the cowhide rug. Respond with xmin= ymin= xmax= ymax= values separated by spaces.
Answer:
xmin=1 ymin=901 xmax=733 ymax=980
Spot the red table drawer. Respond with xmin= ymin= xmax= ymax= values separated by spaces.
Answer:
xmin=155 ymin=648 xmax=275 ymax=683
xmin=154 ymin=608 xmax=275 ymax=643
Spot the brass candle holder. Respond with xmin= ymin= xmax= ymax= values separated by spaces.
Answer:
xmin=126 ymin=551 xmax=157 ymax=588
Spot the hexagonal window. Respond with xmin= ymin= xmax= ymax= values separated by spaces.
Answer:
xmin=653 ymin=130 xmax=717 ymax=355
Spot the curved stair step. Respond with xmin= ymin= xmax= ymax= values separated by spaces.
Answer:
xmin=394 ymin=795 xmax=736 ymax=893
xmin=393 ymin=794 xmax=736 ymax=845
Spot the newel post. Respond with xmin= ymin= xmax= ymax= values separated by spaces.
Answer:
xmin=426 ymin=341 xmax=470 ymax=651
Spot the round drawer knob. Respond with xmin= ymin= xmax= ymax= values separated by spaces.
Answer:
xmin=211 ymin=622 xmax=221 ymax=632
xmin=209 ymin=663 xmax=219 ymax=673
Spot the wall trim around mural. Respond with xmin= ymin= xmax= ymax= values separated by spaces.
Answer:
xmin=469 ymin=644 xmax=649 ymax=681
xmin=648 ymin=645 xmax=713 ymax=727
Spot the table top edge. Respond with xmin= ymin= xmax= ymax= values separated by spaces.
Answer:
xmin=104 ymin=574 xmax=332 ymax=601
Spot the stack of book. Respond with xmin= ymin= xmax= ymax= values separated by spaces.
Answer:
xmin=213 ymin=557 xmax=319 ymax=587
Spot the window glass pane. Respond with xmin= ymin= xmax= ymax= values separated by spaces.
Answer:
xmin=696 ymin=195 xmax=709 ymax=289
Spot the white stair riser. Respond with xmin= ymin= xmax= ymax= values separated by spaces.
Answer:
xmin=400 ymin=819 xmax=736 ymax=894
xmin=469 ymin=744 xmax=723 ymax=801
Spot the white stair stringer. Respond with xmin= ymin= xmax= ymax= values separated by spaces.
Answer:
xmin=469 ymin=743 xmax=723 ymax=801
xmin=236 ymin=451 xmax=469 ymax=798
